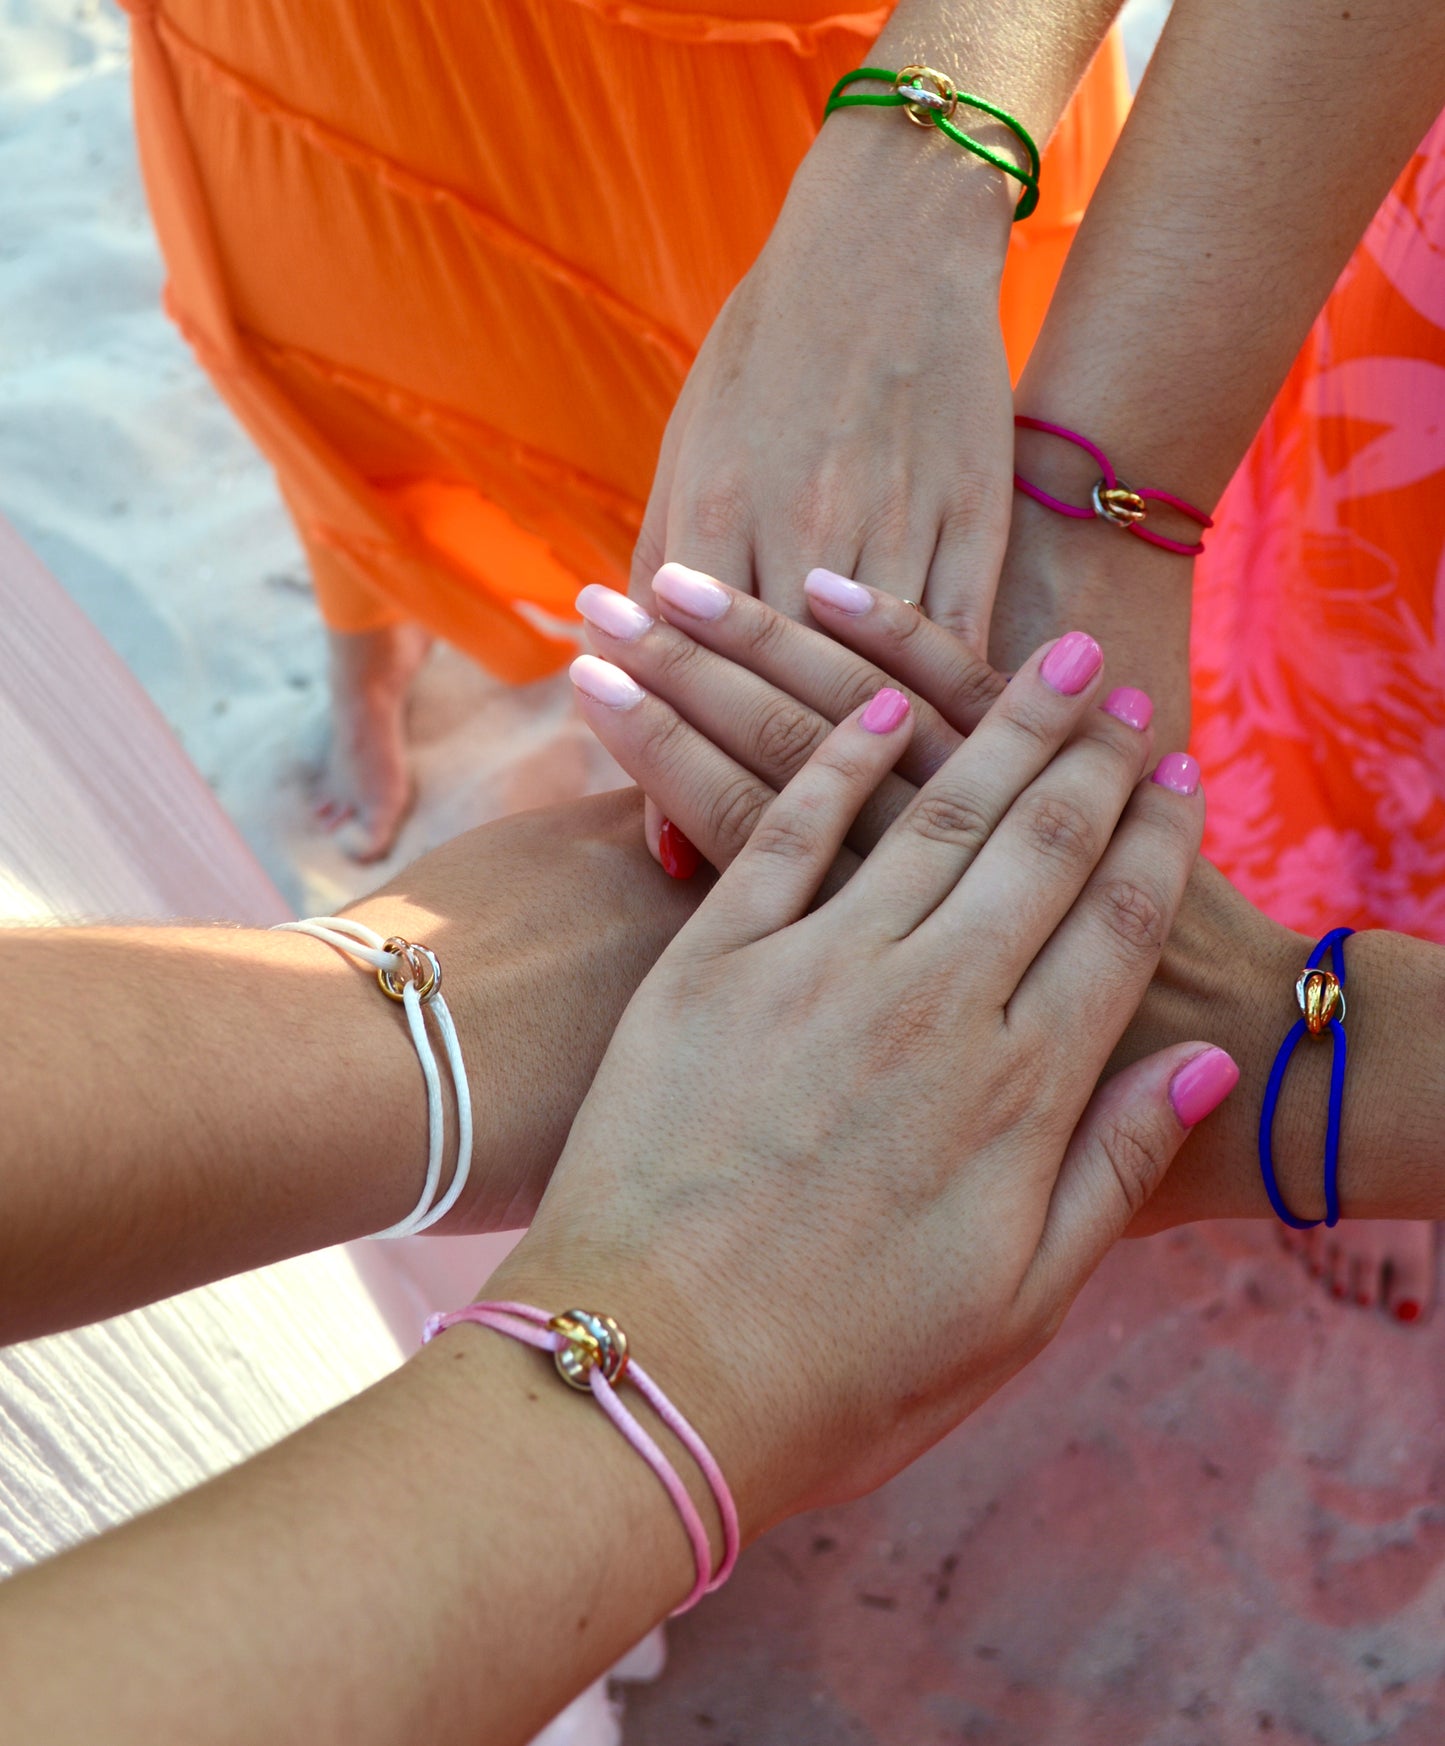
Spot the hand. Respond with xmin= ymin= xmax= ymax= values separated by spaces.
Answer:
xmin=497 ymin=634 xmax=1227 ymax=1540
xmin=631 ymin=117 xmax=1015 ymax=642
xmin=571 ymin=573 xmax=1315 ymax=1237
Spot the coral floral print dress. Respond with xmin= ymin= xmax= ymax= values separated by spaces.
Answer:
xmin=1195 ymin=110 xmax=1445 ymax=945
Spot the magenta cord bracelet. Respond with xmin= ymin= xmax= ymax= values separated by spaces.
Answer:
xmin=1013 ymin=416 xmax=1214 ymax=556
xmin=423 ymin=1300 xmax=740 ymax=1614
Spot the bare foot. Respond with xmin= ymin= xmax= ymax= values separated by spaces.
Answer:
xmin=315 ymin=622 xmax=431 ymax=862
xmin=1279 ymin=1221 xmax=1437 ymax=1323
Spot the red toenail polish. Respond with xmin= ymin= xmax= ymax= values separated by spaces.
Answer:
xmin=1330 ymin=1282 xmax=1346 ymax=1299
xmin=1356 ymin=1294 xmax=1372 ymax=1307
xmin=1395 ymin=1300 xmax=1422 ymax=1323
xmin=658 ymin=819 xmax=700 ymax=880
xmin=1308 ymin=1263 xmax=1322 ymax=1278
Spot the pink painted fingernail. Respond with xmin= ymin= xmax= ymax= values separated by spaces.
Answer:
xmin=569 ymin=654 xmax=646 ymax=709
xmin=1039 ymin=631 xmax=1103 ymax=696
xmin=1169 ymin=1047 xmax=1239 ymax=1127
xmin=859 ymin=687 xmax=911 ymax=734
xmin=804 ymin=568 xmax=873 ymax=614
xmin=653 ymin=562 xmax=731 ymax=621
xmin=576 ymin=584 xmax=653 ymax=642
xmin=1152 ymin=752 xmax=1201 ymax=797
xmin=1102 ymin=687 xmax=1153 ymax=732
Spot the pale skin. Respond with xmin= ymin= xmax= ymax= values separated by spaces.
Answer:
xmin=3 ymin=649 xmax=1223 ymax=1743
xmin=571 ymin=572 xmax=1445 ymax=1288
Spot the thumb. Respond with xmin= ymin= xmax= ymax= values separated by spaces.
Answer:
xmin=1028 ymin=1043 xmax=1240 ymax=1299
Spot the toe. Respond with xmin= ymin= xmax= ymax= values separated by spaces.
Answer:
xmin=1382 ymin=1221 xmax=1438 ymax=1325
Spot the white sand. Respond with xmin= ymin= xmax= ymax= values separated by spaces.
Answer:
xmin=0 ymin=0 xmax=1164 ymax=918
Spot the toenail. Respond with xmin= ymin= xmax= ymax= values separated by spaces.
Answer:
xmin=1395 ymin=1300 xmax=1423 ymax=1323
xmin=1330 ymin=1282 xmax=1346 ymax=1299
xmin=1356 ymin=1294 xmax=1372 ymax=1307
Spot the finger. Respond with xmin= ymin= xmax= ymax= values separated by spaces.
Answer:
xmin=577 ymin=583 xmax=918 ymax=853
xmin=847 ymin=504 xmax=939 ymax=614
xmin=1011 ymin=753 xmax=1204 ymax=1039
xmin=645 ymin=564 xmax=967 ymax=780
xmin=911 ymin=668 xmax=1157 ymax=974
xmin=568 ymin=655 xmax=861 ymax=895
xmin=663 ymin=469 xmax=757 ymax=599
xmin=803 ymin=568 xmax=1006 ymax=746
xmin=1023 ymin=1044 xmax=1241 ymax=1306
xmin=833 ymin=632 xmax=1124 ymax=941
xmin=684 ymin=687 xmax=915 ymax=954
xmin=917 ymin=477 xmax=1012 ymax=655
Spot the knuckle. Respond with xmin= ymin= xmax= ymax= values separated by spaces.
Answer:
xmin=1095 ymin=875 xmax=1170 ymax=956
xmin=945 ymin=468 xmax=1013 ymax=538
xmin=682 ymin=477 xmax=752 ymax=550
xmin=907 ymin=788 xmax=994 ymax=855
xmin=705 ymin=771 xmax=771 ymax=855
xmin=791 ymin=467 xmax=856 ymax=548
xmin=748 ymin=805 xmax=824 ymax=867
xmin=731 ymin=598 xmax=790 ymax=665
xmin=753 ymin=699 xmax=826 ymax=775
xmin=1020 ymin=793 xmax=1099 ymax=871
xmin=998 ymin=696 xmax=1061 ymax=755
xmin=1097 ymin=1110 xmax=1167 ymax=1221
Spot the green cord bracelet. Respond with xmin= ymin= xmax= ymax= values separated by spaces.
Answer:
xmin=823 ymin=65 xmax=1040 ymax=221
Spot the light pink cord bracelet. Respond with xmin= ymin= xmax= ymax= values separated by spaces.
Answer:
xmin=423 ymin=1300 xmax=740 ymax=1613
xmin=1013 ymin=415 xmax=1214 ymax=556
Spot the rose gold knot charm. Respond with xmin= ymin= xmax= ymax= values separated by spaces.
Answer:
xmin=1091 ymin=480 xmax=1148 ymax=527
xmin=1296 ymin=967 xmax=1345 ymax=1036
xmin=893 ymin=64 xmax=959 ymax=126
xmin=376 ymin=935 xmax=442 ymax=1003
xmin=549 ymin=1309 xmax=630 ymax=1391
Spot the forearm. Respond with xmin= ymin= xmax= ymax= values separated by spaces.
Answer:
xmin=0 ymin=792 xmax=695 ymax=1343
xmin=0 ymin=1322 xmax=703 ymax=1746
xmin=995 ymin=1 xmax=1445 ymax=743
xmin=1020 ymin=0 xmax=1445 ymax=503
xmin=1120 ymin=864 xmax=1445 ymax=1232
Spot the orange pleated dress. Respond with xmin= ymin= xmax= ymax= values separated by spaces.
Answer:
xmin=121 ymin=0 xmax=1127 ymax=685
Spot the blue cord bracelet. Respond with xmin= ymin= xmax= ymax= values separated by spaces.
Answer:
xmin=1257 ymin=926 xmax=1354 ymax=1230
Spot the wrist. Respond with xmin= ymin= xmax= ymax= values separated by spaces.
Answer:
xmin=802 ymin=103 xmax=1013 ymax=276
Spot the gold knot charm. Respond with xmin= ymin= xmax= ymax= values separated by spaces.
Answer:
xmin=893 ymin=64 xmax=959 ymax=126
xmin=377 ymin=936 xmax=441 ymax=1003
xmin=549 ymin=1309 xmax=629 ymax=1391
xmin=1296 ymin=967 xmax=1345 ymax=1036
xmin=1091 ymin=480 xmax=1149 ymax=527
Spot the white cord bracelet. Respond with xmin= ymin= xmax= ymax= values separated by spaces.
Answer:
xmin=272 ymin=916 xmax=473 ymax=1238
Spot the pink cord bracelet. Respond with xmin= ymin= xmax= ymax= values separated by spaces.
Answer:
xmin=423 ymin=1300 xmax=740 ymax=1613
xmin=1013 ymin=416 xmax=1213 ymax=556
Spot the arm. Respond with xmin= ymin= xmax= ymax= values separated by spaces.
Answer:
xmin=0 ymin=789 xmax=697 ymax=1344
xmin=635 ymin=0 xmax=1124 ymax=637
xmin=0 ymin=657 xmax=1211 ymax=1745
xmin=991 ymin=0 xmax=1445 ymax=746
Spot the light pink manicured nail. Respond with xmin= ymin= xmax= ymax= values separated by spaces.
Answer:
xmin=1102 ymin=686 xmax=1153 ymax=731
xmin=653 ymin=562 xmax=731 ymax=621
xmin=1152 ymin=752 xmax=1201 ymax=797
xmin=569 ymin=654 xmax=646 ymax=709
xmin=859 ymin=686 xmax=911 ymax=734
xmin=804 ymin=568 xmax=873 ymax=614
xmin=576 ymin=584 xmax=653 ymax=642
xmin=1170 ymin=1047 xmax=1240 ymax=1127
xmin=1039 ymin=631 xmax=1103 ymax=696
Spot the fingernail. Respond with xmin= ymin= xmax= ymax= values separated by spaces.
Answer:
xmin=1395 ymin=1300 xmax=1423 ymax=1324
xmin=1102 ymin=686 xmax=1153 ymax=732
xmin=1169 ymin=1046 xmax=1240 ymax=1127
xmin=804 ymin=567 xmax=873 ymax=615
xmin=658 ymin=819 xmax=700 ymax=880
xmin=569 ymin=654 xmax=646 ymax=709
xmin=653 ymin=562 xmax=731 ymax=621
xmin=1152 ymin=752 xmax=1201 ymax=797
xmin=576 ymin=584 xmax=653 ymax=642
xmin=860 ymin=686 xmax=911 ymax=734
xmin=1039 ymin=631 xmax=1103 ymax=696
